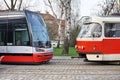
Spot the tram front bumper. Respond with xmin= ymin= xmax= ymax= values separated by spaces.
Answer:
xmin=33 ymin=52 xmax=54 ymax=62
xmin=0 ymin=52 xmax=53 ymax=63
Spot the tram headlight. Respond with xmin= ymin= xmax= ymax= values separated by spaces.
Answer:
xmin=81 ymin=45 xmax=85 ymax=50
xmin=78 ymin=45 xmax=85 ymax=50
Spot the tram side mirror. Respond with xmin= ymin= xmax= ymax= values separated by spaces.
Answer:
xmin=79 ymin=16 xmax=92 ymax=25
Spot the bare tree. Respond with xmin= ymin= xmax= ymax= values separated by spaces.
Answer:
xmin=44 ymin=0 xmax=72 ymax=54
xmin=60 ymin=0 xmax=71 ymax=55
xmin=97 ymin=0 xmax=120 ymax=16
xmin=44 ymin=0 xmax=64 ymax=48
xmin=3 ymin=0 xmax=23 ymax=11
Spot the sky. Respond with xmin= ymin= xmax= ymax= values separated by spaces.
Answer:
xmin=0 ymin=0 xmax=103 ymax=16
xmin=35 ymin=0 xmax=103 ymax=16
xmin=81 ymin=0 xmax=103 ymax=16
xmin=39 ymin=0 xmax=100 ymax=16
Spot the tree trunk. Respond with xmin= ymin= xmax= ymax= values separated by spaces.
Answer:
xmin=62 ymin=0 xmax=71 ymax=55
xmin=57 ymin=39 xmax=60 ymax=48
xmin=11 ymin=0 xmax=14 ymax=10
xmin=62 ymin=37 xmax=69 ymax=55
xmin=57 ymin=20 xmax=62 ymax=48
xmin=18 ymin=0 xmax=22 ymax=10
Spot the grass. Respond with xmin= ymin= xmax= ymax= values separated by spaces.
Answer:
xmin=53 ymin=47 xmax=78 ymax=57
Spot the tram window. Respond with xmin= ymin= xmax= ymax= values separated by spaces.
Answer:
xmin=105 ymin=23 xmax=120 ymax=37
xmin=0 ymin=23 xmax=7 ymax=46
xmin=0 ymin=18 xmax=30 ymax=46
xmin=14 ymin=23 xmax=30 ymax=46
xmin=92 ymin=24 xmax=102 ymax=38
xmin=0 ymin=32 xmax=6 ymax=46
xmin=7 ymin=18 xmax=30 ymax=46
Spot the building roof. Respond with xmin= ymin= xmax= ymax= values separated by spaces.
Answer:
xmin=41 ymin=13 xmax=65 ymax=27
xmin=41 ymin=13 xmax=55 ymax=20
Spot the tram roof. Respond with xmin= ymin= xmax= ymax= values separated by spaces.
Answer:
xmin=0 ymin=11 xmax=25 ymax=19
xmin=91 ymin=16 xmax=120 ymax=23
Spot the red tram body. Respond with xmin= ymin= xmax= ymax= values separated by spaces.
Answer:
xmin=76 ymin=16 xmax=120 ymax=61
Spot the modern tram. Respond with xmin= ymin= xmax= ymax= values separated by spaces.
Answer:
xmin=0 ymin=10 xmax=53 ymax=63
xmin=76 ymin=16 xmax=120 ymax=62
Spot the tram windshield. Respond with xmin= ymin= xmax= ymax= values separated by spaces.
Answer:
xmin=25 ymin=10 xmax=51 ymax=48
xmin=77 ymin=23 xmax=102 ymax=38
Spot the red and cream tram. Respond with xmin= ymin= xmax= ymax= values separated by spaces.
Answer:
xmin=76 ymin=16 xmax=120 ymax=62
xmin=0 ymin=10 xmax=53 ymax=63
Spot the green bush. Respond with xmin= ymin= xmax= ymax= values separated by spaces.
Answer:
xmin=70 ymin=27 xmax=80 ymax=47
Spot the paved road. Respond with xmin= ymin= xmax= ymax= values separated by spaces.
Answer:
xmin=0 ymin=56 xmax=120 ymax=80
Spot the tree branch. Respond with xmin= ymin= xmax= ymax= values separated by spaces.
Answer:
xmin=48 ymin=0 xmax=58 ymax=18
xmin=59 ymin=0 xmax=66 ymax=7
xmin=13 ymin=0 xmax=17 ymax=9
xmin=43 ymin=0 xmax=51 ymax=7
xmin=11 ymin=0 xmax=14 ymax=10
xmin=107 ymin=0 xmax=115 ymax=15
xmin=44 ymin=0 xmax=59 ymax=25
xmin=18 ymin=0 xmax=23 ymax=10
xmin=4 ymin=0 xmax=10 ymax=10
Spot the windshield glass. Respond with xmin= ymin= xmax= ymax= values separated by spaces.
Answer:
xmin=77 ymin=23 xmax=102 ymax=38
xmin=25 ymin=10 xmax=51 ymax=48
